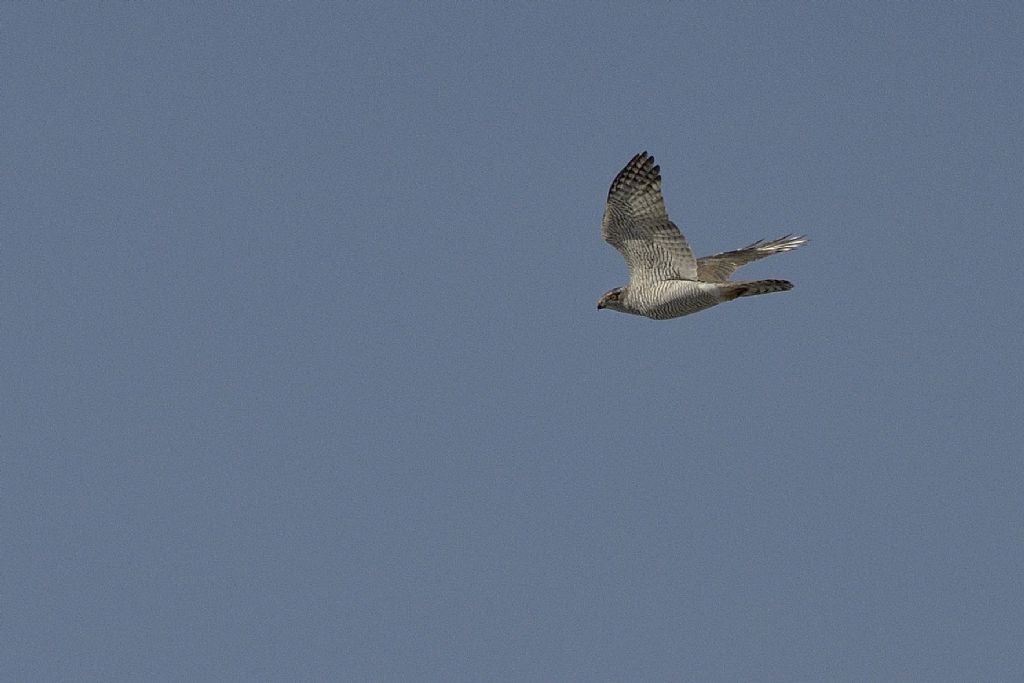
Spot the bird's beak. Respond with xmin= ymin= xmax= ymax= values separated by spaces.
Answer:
xmin=597 ymin=302 xmax=604 ymax=310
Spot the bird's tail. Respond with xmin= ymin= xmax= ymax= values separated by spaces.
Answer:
xmin=721 ymin=279 xmax=794 ymax=300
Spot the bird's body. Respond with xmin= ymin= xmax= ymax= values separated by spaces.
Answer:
xmin=614 ymin=279 xmax=725 ymax=319
xmin=598 ymin=152 xmax=807 ymax=319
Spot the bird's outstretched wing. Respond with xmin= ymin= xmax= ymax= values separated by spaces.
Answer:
xmin=696 ymin=234 xmax=809 ymax=282
xmin=601 ymin=152 xmax=697 ymax=284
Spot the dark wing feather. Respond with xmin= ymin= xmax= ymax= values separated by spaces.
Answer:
xmin=601 ymin=152 xmax=697 ymax=284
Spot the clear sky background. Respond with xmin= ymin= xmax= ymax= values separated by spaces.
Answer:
xmin=4 ymin=3 xmax=1023 ymax=681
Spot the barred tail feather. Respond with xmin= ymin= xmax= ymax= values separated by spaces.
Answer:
xmin=723 ymin=279 xmax=793 ymax=300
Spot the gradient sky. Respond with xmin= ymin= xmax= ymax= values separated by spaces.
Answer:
xmin=4 ymin=3 xmax=1023 ymax=680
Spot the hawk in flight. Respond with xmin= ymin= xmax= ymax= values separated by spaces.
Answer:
xmin=598 ymin=152 xmax=808 ymax=319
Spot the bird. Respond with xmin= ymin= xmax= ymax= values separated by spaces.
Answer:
xmin=598 ymin=152 xmax=808 ymax=320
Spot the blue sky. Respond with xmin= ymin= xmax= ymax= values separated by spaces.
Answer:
xmin=4 ymin=3 xmax=1023 ymax=680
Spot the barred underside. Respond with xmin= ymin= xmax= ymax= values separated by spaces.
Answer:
xmin=625 ymin=280 xmax=723 ymax=319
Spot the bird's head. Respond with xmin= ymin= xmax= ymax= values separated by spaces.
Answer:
xmin=597 ymin=287 xmax=626 ymax=312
